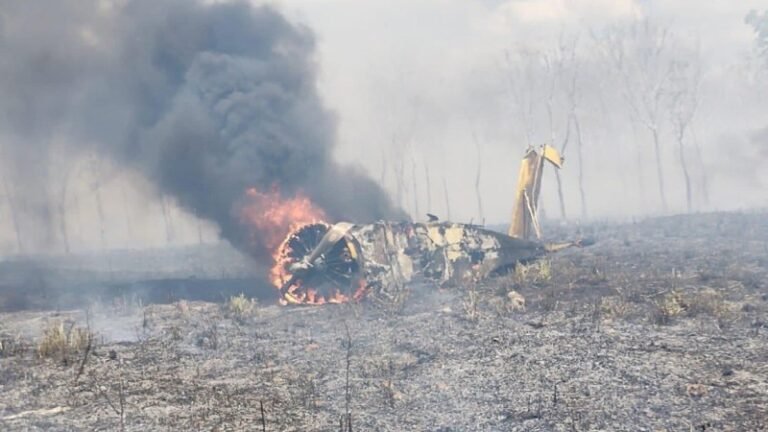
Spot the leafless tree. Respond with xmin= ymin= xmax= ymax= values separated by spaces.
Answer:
xmin=504 ymin=49 xmax=541 ymax=148
xmin=470 ymin=128 xmax=484 ymax=222
xmin=380 ymin=149 xmax=387 ymax=187
xmin=598 ymin=20 xmax=675 ymax=212
xmin=53 ymin=149 xmax=90 ymax=254
xmin=542 ymin=34 xmax=587 ymax=219
xmin=160 ymin=195 xmax=175 ymax=245
xmin=442 ymin=177 xmax=452 ymax=221
xmin=667 ymin=52 xmax=702 ymax=212
xmin=0 ymin=168 xmax=23 ymax=254
xmin=542 ymin=45 xmax=567 ymax=219
xmin=388 ymin=96 xmax=422 ymax=219
xmin=56 ymin=168 xmax=73 ymax=254
xmin=746 ymin=9 xmax=768 ymax=67
xmin=390 ymin=133 xmax=408 ymax=211
xmin=560 ymin=36 xmax=589 ymax=219
xmin=688 ymin=126 xmax=709 ymax=206
xmin=423 ymin=160 xmax=432 ymax=214
xmin=86 ymin=156 xmax=109 ymax=253
xmin=410 ymin=156 xmax=419 ymax=219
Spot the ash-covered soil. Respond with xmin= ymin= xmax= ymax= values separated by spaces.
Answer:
xmin=1 ymin=212 xmax=767 ymax=431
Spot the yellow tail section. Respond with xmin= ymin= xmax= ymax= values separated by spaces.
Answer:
xmin=508 ymin=144 xmax=562 ymax=240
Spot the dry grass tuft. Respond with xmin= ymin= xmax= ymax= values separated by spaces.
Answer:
xmin=515 ymin=260 xmax=552 ymax=284
xmin=0 ymin=332 xmax=27 ymax=358
xmin=535 ymin=260 xmax=553 ymax=282
xmin=37 ymin=321 xmax=92 ymax=360
xmin=225 ymin=293 xmax=256 ymax=319
xmin=653 ymin=291 xmax=687 ymax=325
xmin=462 ymin=289 xmax=482 ymax=322
xmin=686 ymin=289 xmax=731 ymax=317
xmin=686 ymin=288 xmax=735 ymax=328
xmin=600 ymin=296 xmax=631 ymax=320
xmin=654 ymin=289 xmax=735 ymax=326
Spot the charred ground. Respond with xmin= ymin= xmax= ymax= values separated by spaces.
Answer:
xmin=0 ymin=211 xmax=766 ymax=431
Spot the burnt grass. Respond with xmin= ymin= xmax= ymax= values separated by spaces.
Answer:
xmin=1 ymin=212 xmax=767 ymax=431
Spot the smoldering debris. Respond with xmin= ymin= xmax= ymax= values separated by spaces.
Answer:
xmin=275 ymin=221 xmax=554 ymax=305
xmin=0 ymin=0 xmax=404 ymax=257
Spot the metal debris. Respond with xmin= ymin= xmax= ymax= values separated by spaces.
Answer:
xmin=275 ymin=144 xmax=588 ymax=305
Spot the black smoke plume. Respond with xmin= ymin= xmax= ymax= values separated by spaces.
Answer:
xmin=0 ymin=0 xmax=405 ymax=257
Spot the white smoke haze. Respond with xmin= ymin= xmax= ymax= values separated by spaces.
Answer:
xmin=0 ymin=0 xmax=767 ymax=256
xmin=276 ymin=0 xmax=768 ymax=221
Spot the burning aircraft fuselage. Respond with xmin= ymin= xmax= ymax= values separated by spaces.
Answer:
xmin=273 ymin=221 xmax=553 ymax=305
xmin=267 ymin=144 xmax=585 ymax=305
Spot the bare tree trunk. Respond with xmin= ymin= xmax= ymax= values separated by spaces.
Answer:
xmin=630 ymin=121 xmax=646 ymax=208
xmin=553 ymin=121 xmax=570 ymax=221
xmin=72 ymin=193 xmax=82 ymax=248
xmin=553 ymin=170 xmax=566 ymax=220
xmin=57 ymin=183 xmax=70 ymax=254
xmin=474 ymin=139 xmax=484 ymax=222
xmin=442 ymin=177 xmax=451 ymax=221
xmin=651 ymin=127 xmax=668 ymax=212
xmin=394 ymin=163 xmax=403 ymax=211
xmin=411 ymin=157 xmax=419 ymax=219
xmin=676 ymin=131 xmax=692 ymax=213
xmin=380 ymin=150 xmax=387 ymax=187
xmin=423 ymin=161 xmax=432 ymax=213
xmin=392 ymin=143 xmax=406 ymax=212
xmin=690 ymin=127 xmax=709 ymax=208
xmin=396 ymin=159 xmax=406 ymax=212
xmin=546 ymin=85 xmax=567 ymax=220
xmin=94 ymin=184 xmax=114 ymax=279
xmin=56 ymin=152 xmax=74 ymax=254
xmin=120 ymin=185 xmax=133 ymax=242
xmin=94 ymin=186 xmax=107 ymax=251
xmin=160 ymin=195 xmax=173 ymax=245
xmin=574 ymin=115 xmax=587 ymax=219
xmin=1 ymin=172 xmax=23 ymax=254
xmin=195 ymin=211 xmax=204 ymax=245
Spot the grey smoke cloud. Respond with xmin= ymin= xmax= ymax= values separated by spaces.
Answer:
xmin=0 ymin=0 xmax=405 ymax=257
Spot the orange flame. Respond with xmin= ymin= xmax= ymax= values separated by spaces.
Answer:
xmin=239 ymin=186 xmax=368 ymax=305
xmin=280 ymin=278 xmax=369 ymax=306
xmin=239 ymin=186 xmax=327 ymax=251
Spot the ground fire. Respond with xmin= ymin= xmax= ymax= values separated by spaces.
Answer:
xmin=261 ymin=145 xmax=589 ymax=305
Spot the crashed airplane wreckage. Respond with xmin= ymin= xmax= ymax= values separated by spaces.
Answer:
xmin=271 ymin=145 xmax=588 ymax=305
